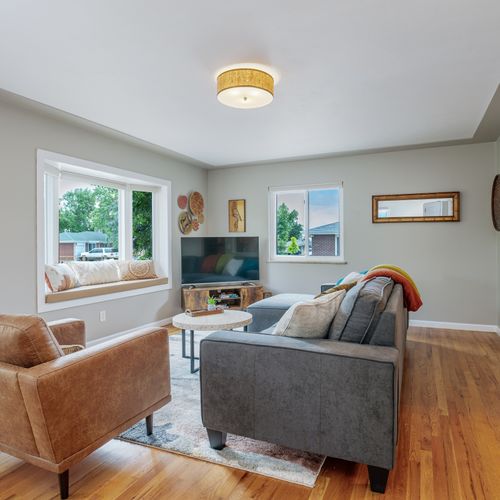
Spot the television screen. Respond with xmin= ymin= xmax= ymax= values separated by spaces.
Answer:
xmin=181 ymin=237 xmax=259 ymax=285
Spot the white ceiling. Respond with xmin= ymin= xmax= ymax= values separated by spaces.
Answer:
xmin=0 ymin=1 xmax=499 ymax=167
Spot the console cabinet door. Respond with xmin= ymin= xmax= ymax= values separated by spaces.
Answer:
xmin=240 ymin=286 xmax=264 ymax=309
xmin=182 ymin=289 xmax=210 ymax=311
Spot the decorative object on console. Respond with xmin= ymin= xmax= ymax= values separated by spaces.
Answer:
xmin=207 ymin=296 xmax=219 ymax=311
xmin=185 ymin=308 xmax=223 ymax=317
xmin=491 ymin=175 xmax=500 ymax=230
xmin=228 ymin=199 xmax=246 ymax=232
xmin=372 ymin=191 xmax=460 ymax=223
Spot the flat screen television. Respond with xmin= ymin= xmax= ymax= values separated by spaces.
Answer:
xmin=181 ymin=236 xmax=259 ymax=285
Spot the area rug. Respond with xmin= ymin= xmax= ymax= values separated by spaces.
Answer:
xmin=119 ymin=332 xmax=326 ymax=487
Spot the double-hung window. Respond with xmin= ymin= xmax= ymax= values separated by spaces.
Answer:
xmin=37 ymin=150 xmax=171 ymax=311
xmin=268 ymin=183 xmax=344 ymax=262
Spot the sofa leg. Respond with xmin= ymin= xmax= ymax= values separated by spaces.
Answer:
xmin=146 ymin=414 xmax=153 ymax=436
xmin=207 ymin=429 xmax=226 ymax=450
xmin=58 ymin=470 xmax=69 ymax=499
xmin=368 ymin=465 xmax=389 ymax=493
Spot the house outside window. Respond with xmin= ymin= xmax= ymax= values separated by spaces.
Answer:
xmin=37 ymin=150 xmax=171 ymax=312
xmin=268 ymin=183 xmax=344 ymax=263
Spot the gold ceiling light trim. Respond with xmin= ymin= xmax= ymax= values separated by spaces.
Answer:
xmin=217 ymin=68 xmax=275 ymax=109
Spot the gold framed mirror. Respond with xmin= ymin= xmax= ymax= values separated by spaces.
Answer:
xmin=372 ymin=192 xmax=460 ymax=223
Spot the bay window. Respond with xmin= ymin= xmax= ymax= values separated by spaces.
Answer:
xmin=37 ymin=150 xmax=171 ymax=312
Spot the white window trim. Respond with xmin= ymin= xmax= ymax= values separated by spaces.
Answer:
xmin=36 ymin=149 xmax=172 ymax=313
xmin=268 ymin=182 xmax=345 ymax=264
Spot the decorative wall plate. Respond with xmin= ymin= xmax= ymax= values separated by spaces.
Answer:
xmin=189 ymin=191 xmax=204 ymax=216
xmin=178 ymin=211 xmax=192 ymax=234
xmin=177 ymin=195 xmax=188 ymax=210
xmin=492 ymin=175 xmax=500 ymax=231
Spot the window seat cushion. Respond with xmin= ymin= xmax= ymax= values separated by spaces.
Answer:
xmin=45 ymin=277 xmax=168 ymax=303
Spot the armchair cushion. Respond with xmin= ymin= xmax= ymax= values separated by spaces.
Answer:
xmin=48 ymin=318 xmax=86 ymax=347
xmin=0 ymin=314 xmax=63 ymax=368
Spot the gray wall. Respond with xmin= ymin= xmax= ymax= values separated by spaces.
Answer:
xmin=0 ymin=94 xmax=207 ymax=342
xmin=207 ymin=143 xmax=498 ymax=326
xmin=497 ymin=137 xmax=500 ymax=327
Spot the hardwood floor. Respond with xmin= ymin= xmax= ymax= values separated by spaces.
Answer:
xmin=1 ymin=327 xmax=499 ymax=499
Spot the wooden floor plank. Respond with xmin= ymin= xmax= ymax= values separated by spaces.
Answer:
xmin=0 ymin=327 xmax=498 ymax=499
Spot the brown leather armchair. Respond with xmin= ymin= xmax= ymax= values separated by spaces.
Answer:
xmin=0 ymin=315 xmax=171 ymax=498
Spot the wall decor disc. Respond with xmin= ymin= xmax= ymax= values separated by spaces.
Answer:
xmin=178 ymin=211 xmax=192 ymax=234
xmin=189 ymin=191 xmax=204 ymax=216
xmin=177 ymin=195 xmax=188 ymax=210
xmin=492 ymin=175 xmax=500 ymax=231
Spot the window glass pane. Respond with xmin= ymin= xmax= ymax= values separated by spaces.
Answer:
xmin=59 ymin=178 xmax=119 ymax=262
xmin=275 ymin=192 xmax=305 ymax=256
xmin=308 ymin=188 xmax=340 ymax=257
xmin=133 ymin=191 xmax=153 ymax=260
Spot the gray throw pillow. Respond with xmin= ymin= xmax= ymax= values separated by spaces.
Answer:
xmin=329 ymin=277 xmax=394 ymax=343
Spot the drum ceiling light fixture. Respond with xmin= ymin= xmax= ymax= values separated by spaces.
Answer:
xmin=216 ymin=65 xmax=276 ymax=109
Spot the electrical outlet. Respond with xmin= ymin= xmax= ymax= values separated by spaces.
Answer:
xmin=99 ymin=310 xmax=106 ymax=322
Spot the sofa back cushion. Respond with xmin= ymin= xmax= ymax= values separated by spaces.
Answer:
xmin=329 ymin=277 xmax=394 ymax=343
xmin=273 ymin=290 xmax=346 ymax=338
xmin=0 ymin=314 xmax=64 ymax=367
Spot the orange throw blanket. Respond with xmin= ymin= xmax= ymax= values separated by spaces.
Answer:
xmin=362 ymin=267 xmax=423 ymax=312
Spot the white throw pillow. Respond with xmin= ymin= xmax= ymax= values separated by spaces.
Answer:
xmin=68 ymin=260 xmax=121 ymax=286
xmin=273 ymin=290 xmax=346 ymax=338
xmin=223 ymin=258 xmax=244 ymax=276
xmin=45 ymin=263 xmax=79 ymax=292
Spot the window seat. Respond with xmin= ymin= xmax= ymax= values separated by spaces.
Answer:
xmin=45 ymin=277 xmax=169 ymax=303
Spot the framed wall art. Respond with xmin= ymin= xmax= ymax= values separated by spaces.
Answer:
xmin=228 ymin=199 xmax=246 ymax=232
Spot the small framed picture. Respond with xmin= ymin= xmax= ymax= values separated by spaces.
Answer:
xmin=228 ymin=199 xmax=246 ymax=232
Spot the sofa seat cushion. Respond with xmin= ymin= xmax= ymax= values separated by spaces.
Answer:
xmin=273 ymin=290 xmax=346 ymax=339
xmin=249 ymin=293 xmax=315 ymax=311
xmin=246 ymin=293 xmax=315 ymax=333
xmin=329 ymin=277 xmax=394 ymax=343
xmin=0 ymin=314 xmax=64 ymax=367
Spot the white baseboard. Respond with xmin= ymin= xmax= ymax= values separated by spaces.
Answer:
xmin=87 ymin=317 xmax=172 ymax=347
xmin=409 ymin=319 xmax=499 ymax=334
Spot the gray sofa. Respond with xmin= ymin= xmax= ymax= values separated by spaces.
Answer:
xmin=200 ymin=280 xmax=408 ymax=493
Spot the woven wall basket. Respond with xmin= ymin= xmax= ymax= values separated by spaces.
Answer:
xmin=492 ymin=175 xmax=500 ymax=231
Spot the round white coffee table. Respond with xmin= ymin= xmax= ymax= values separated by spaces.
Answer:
xmin=172 ymin=310 xmax=253 ymax=373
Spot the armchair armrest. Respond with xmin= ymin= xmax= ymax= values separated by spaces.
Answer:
xmin=18 ymin=327 xmax=170 ymax=470
xmin=200 ymin=331 xmax=399 ymax=470
xmin=47 ymin=318 xmax=86 ymax=347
